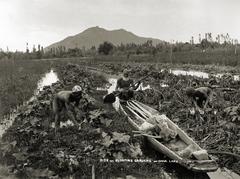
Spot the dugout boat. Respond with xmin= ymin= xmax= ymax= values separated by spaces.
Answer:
xmin=119 ymin=100 xmax=218 ymax=172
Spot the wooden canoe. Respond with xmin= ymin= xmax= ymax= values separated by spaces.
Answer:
xmin=119 ymin=100 xmax=218 ymax=172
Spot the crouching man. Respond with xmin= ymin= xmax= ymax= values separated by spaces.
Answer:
xmin=53 ymin=85 xmax=83 ymax=134
xmin=115 ymin=69 xmax=141 ymax=101
xmin=185 ymin=87 xmax=213 ymax=114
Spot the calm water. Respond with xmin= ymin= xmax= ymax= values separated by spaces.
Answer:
xmin=106 ymin=78 xmax=151 ymax=111
xmin=36 ymin=69 xmax=59 ymax=93
xmin=170 ymin=69 xmax=240 ymax=81
xmin=170 ymin=69 xmax=209 ymax=78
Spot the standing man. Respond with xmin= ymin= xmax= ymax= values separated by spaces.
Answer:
xmin=52 ymin=85 xmax=83 ymax=134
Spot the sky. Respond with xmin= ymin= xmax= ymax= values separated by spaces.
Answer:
xmin=0 ymin=0 xmax=240 ymax=51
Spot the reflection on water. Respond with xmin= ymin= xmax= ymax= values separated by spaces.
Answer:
xmin=171 ymin=69 xmax=209 ymax=78
xmin=108 ymin=78 xmax=120 ymax=111
xmin=170 ymin=69 xmax=240 ymax=81
xmin=37 ymin=69 xmax=59 ymax=93
xmin=107 ymin=78 xmax=152 ymax=111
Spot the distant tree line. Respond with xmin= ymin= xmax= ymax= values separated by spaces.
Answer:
xmin=0 ymin=33 xmax=239 ymax=61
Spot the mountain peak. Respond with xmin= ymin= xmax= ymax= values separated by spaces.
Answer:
xmin=84 ymin=26 xmax=105 ymax=31
xmin=46 ymin=27 xmax=163 ymax=50
xmin=85 ymin=26 xmax=127 ymax=31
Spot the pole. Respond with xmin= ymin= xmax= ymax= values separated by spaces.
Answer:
xmin=170 ymin=40 xmax=173 ymax=64
xmin=92 ymin=165 xmax=95 ymax=179
xmin=235 ymin=43 xmax=237 ymax=55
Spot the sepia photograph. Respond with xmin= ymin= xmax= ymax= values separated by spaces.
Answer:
xmin=0 ymin=0 xmax=240 ymax=178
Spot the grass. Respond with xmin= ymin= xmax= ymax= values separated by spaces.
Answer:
xmin=52 ymin=54 xmax=240 ymax=75
xmin=43 ymin=49 xmax=240 ymax=67
xmin=0 ymin=59 xmax=52 ymax=118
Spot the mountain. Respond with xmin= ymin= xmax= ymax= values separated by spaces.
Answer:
xmin=46 ymin=26 xmax=163 ymax=50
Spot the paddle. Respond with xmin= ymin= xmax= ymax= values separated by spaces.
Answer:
xmin=103 ymin=73 xmax=151 ymax=103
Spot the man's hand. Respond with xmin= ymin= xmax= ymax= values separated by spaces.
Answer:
xmin=193 ymin=100 xmax=204 ymax=115
xmin=130 ymin=81 xmax=141 ymax=91
xmin=203 ymin=98 xmax=209 ymax=109
xmin=65 ymin=102 xmax=71 ymax=111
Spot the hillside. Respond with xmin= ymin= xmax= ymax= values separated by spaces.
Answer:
xmin=46 ymin=26 xmax=163 ymax=50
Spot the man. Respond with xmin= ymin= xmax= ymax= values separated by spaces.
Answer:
xmin=52 ymin=85 xmax=83 ymax=134
xmin=115 ymin=69 xmax=141 ymax=101
xmin=185 ymin=87 xmax=213 ymax=114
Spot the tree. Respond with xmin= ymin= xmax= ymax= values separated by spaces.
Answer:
xmin=32 ymin=45 xmax=36 ymax=53
xmin=200 ymin=39 xmax=210 ymax=50
xmin=198 ymin=34 xmax=201 ymax=43
xmin=208 ymin=33 xmax=212 ymax=42
xmin=98 ymin=41 xmax=114 ymax=55
xmin=190 ymin=36 xmax=194 ymax=45
xmin=26 ymin=43 xmax=29 ymax=53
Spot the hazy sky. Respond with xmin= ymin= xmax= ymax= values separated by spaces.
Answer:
xmin=1 ymin=0 xmax=240 ymax=51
